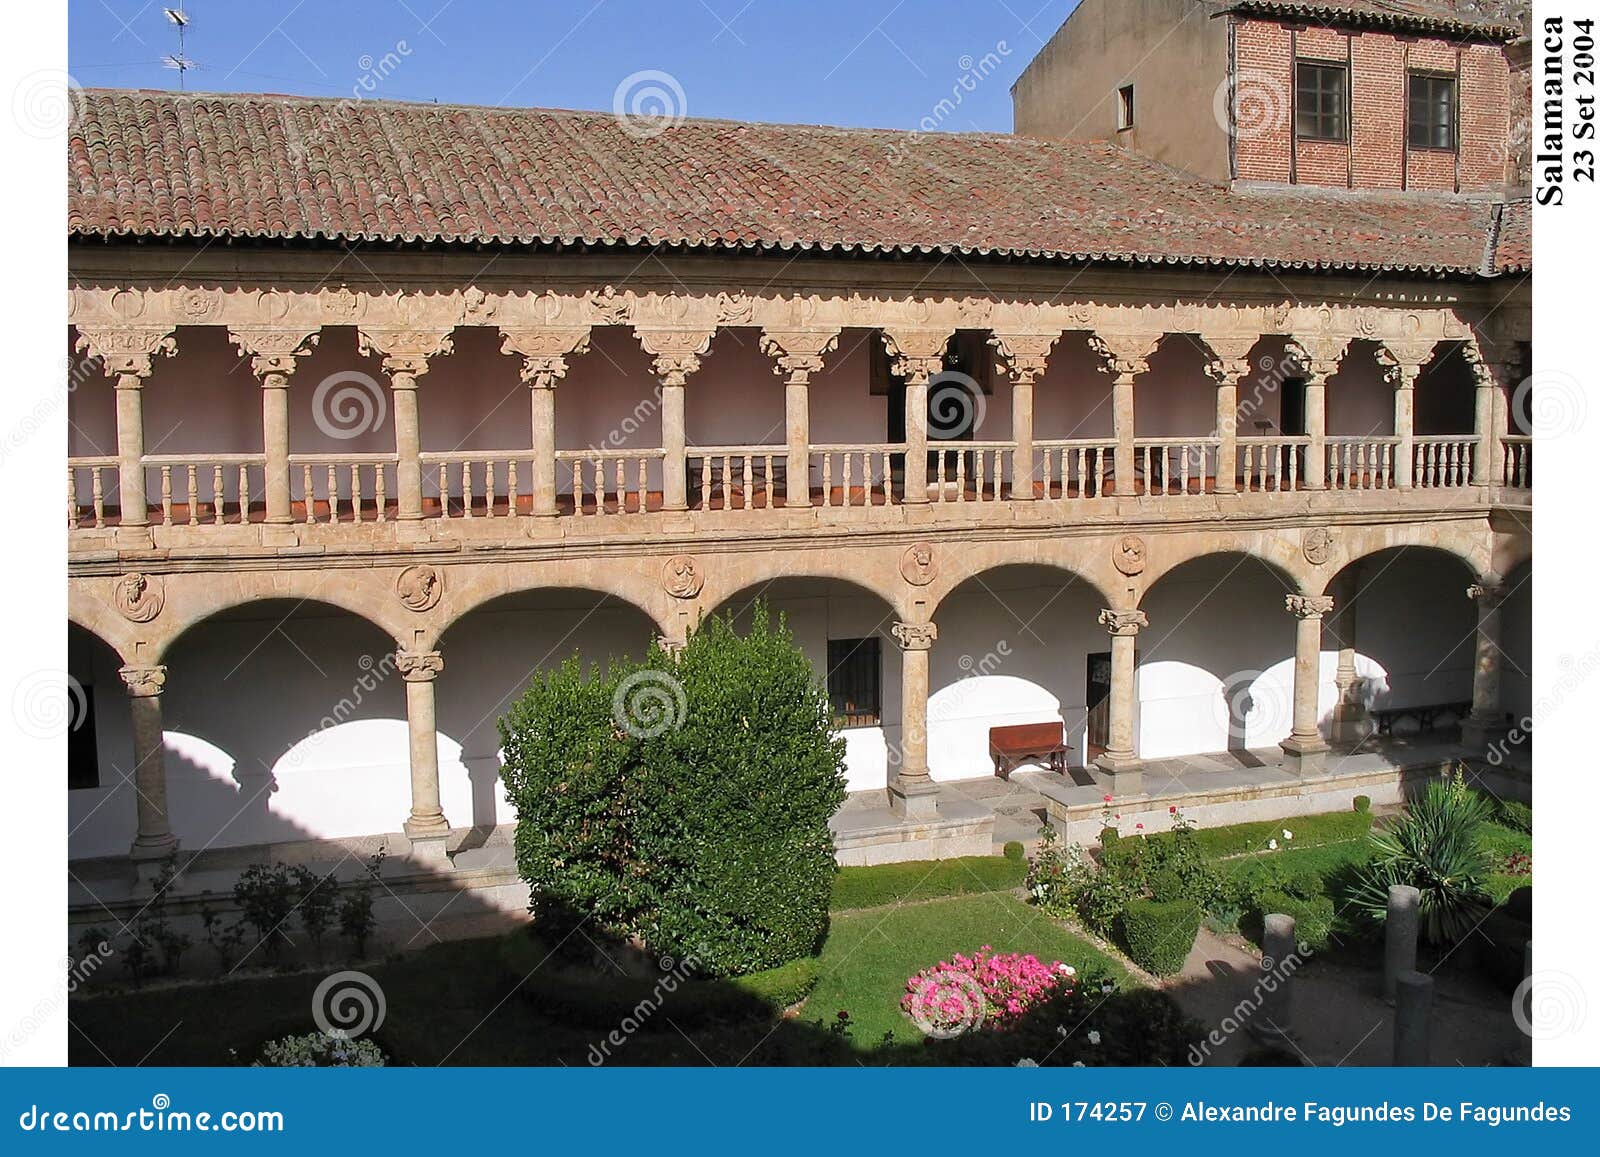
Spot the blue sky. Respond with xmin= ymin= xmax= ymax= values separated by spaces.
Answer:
xmin=68 ymin=0 xmax=1082 ymax=132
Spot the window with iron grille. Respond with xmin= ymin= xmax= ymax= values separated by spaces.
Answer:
xmin=827 ymin=637 xmax=881 ymax=728
xmin=1295 ymin=61 xmax=1348 ymax=142
xmin=1408 ymin=72 xmax=1457 ymax=151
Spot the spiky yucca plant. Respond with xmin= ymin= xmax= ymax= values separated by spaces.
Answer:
xmin=1351 ymin=769 xmax=1494 ymax=946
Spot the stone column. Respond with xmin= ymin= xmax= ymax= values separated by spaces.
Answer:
xmin=1203 ymin=337 xmax=1257 ymax=496
xmin=1329 ymin=570 xmax=1368 ymax=744
xmin=1466 ymin=345 xmax=1518 ymax=488
xmin=1384 ymin=883 xmax=1421 ymax=1001
xmin=397 ymin=649 xmax=450 ymax=862
xmin=1088 ymin=333 xmax=1158 ymax=495
xmin=881 ymin=329 xmax=952 ymax=505
xmin=1393 ymin=971 xmax=1434 ymax=1065
xmin=120 ymin=664 xmax=178 ymax=861
xmin=634 ymin=328 xmax=716 ymax=512
xmin=1381 ymin=340 xmax=1434 ymax=490
xmin=889 ymin=621 xmax=940 ymax=820
xmin=74 ymin=327 xmax=177 ymax=534
xmin=1253 ymin=912 xmax=1298 ymax=1043
xmin=501 ymin=327 xmax=593 ymax=518
xmin=760 ymin=328 xmax=842 ymax=508
xmin=359 ymin=329 xmax=456 ymax=523
xmin=1302 ymin=368 xmax=1330 ymax=491
xmin=1281 ymin=595 xmax=1334 ymax=773
xmin=1460 ymin=580 xmax=1507 ymax=751
xmin=990 ymin=332 xmax=1059 ymax=502
xmin=1096 ymin=609 xmax=1148 ymax=794
xmin=230 ymin=328 xmax=321 ymax=526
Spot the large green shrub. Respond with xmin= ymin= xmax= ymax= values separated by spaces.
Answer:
xmin=498 ymin=604 xmax=847 ymax=976
xmin=1348 ymin=771 xmax=1494 ymax=946
xmin=1118 ymin=898 xmax=1201 ymax=977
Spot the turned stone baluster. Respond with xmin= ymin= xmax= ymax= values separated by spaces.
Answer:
xmin=91 ymin=468 xmax=105 ymax=528
xmin=160 ymin=466 xmax=173 ymax=526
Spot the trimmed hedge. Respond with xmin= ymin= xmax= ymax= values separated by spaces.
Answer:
xmin=1118 ymin=898 xmax=1201 ymax=977
xmin=1187 ymin=809 xmax=1374 ymax=859
xmin=1254 ymin=889 xmax=1337 ymax=951
xmin=498 ymin=605 xmax=847 ymax=976
xmin=830 ymin=855 xmax=1026 ymax=911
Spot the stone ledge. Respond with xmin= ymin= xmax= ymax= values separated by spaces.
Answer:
xmin=831 ymin=795 xmax=997 ymax=867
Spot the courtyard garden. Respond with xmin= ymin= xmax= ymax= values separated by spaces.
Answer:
xmin=67 ymin=608 xmax=1533 ymax=1067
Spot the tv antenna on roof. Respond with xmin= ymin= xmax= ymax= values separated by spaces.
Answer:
xmin=162 ymin=8 xmax=195 ymax=90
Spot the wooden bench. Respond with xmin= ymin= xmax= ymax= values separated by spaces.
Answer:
xmin=989 ymin=722 xmax=1072 ymax=779
xmin=1371 ymin=701 xmax=1473 ymax=736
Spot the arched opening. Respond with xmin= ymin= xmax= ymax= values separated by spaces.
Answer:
xmin=1322 ymin=546 xmax=1478 ymax=739
xmin=67 ymin=623 xmax=134 ymax=860
xmin=1500 ymin=558 xmax=1532 ymax=728
xmin=710 ymin=577 xmax=901 ymax=793
xmin=435 ymin=588 xmax=663 ymax=829
xmin=929 ymin=564 xmax=1107 ymax=778
xmin=154 ymin=599 xmax=406 ymax=851
xmin=1136 ymin=552 xmax=1300 ymax=759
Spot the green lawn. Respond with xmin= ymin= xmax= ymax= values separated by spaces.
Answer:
xmin=804 ymin=892 xmax=1127 ymax=1044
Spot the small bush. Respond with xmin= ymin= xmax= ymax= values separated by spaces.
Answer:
xmin=1490 ymin=799 xmax=1532 ymax=834
xmin=254 ymin=1032 xmax=386 ymax=1067
xmin=1253 ymin=889 xmax=1336 ymax=951
xmin=834 ymin=855 xmax=1025 ymax=911
xmin=1003 ymin=841 xmax=1026 ymax=861
xmin=1353 ymin=795 xmax=1371 ymax=813
xmin=1118 ymin=898 xmax=1201 ymax=977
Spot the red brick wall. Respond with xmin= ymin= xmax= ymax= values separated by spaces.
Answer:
xmin=1231 ymin=17 xmax=1511 ymax=192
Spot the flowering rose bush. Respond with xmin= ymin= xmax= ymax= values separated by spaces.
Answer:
xmin=901 ymin=947 xmax=1078 ymax=1037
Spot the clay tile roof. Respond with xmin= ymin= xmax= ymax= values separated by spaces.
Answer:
xmin=1222 ymin=1 xmax=1523 ymax=40
xmin=69 ymin=88 xmax=1527 ymax=279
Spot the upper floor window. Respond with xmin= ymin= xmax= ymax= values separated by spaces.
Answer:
xmin=1408 ymin=72 xmax=1458 ymax=151
xmin=1295 ymin=61 xmax=1348 ymax=142
xmin=1116 ymin=84 xmax=1135 ymax=131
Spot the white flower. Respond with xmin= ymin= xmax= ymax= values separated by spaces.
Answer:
xmin=1056 ymin=1025 xmax=1069 ymax=1039
xmin=1057 ymin=963 xmax=1076 ymax=976
xmin=1283 ymin=829 xmax=1293 ymax=840
xmin=1100 ymin=982 xmax=1115 ymax=996
xmin=1087 ymin=1030 xmax=1102 ymax=1045
xmin=1016 ymin=1058 xmax=1039 ymax=1067
xmin=1072 ymin=1060 xmax=1086 ymax=1067
xmin=1268 ymin=839 xmax=1279 ymax=850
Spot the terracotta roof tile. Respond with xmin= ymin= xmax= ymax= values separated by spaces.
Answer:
xmin=1222 ymin=1 xmax=1522 ymax=41
xmin=69 ymin=88 xmax=1528 ymax=278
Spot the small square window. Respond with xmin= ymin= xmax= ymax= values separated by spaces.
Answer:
xmin=1295 ymin=61 xmax=1348 ymax=142
xmin=1116 ymin=84 xmax=1135 ymax=131
xmin=827 ymin=637 xmax=882 ymax=729
xmin=1408 ymin=72 xmax=1457 ymax=151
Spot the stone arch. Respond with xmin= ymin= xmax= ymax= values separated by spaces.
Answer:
xmin=694 ymin=551 xmax=908 ymax=624
xmin=1134 ymin=549 xmax=1306 ymax=758
xmin=66 ymin=589 xmax=141 ymax=666
xmin=1317 ymin=530 xmax=1490 ymax=595
xmin=436 ymin=558 xmax=673 ymax=641
xmin=151 ymin=572 xmax=406 ymax=662
xmin=925 ymin=552 xmax=1118 ymax=620
xmin=1137 ymin=534 xmax=1312 ymax=598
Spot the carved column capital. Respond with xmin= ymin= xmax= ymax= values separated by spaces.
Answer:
xmin=74 ymin=326 xmax=178 ymax=381
xmin=1098 ymin=608 xmax=1148 ymax=637
xmin=759 ymin=327 xmax=841 ymax=385
xmin=357 ymin=328 xmax=457 ymax=380
xmin=1460 ymin=339 xmax=1520 ymax=391
xmin=228 ymin=327 xmax=322 ymax=380
xmin=891 ymin=621 xmax=938 ymax=651
xmin=1286 ymin=594 xmax=1336 ymax=619
xmin=880 ymin=327 xmax=954 ymax=384
xmin=118 ymin=664 xmax=167 ymax=698
xmin=1086 ymin=332 xmax=1159 ymax=380
xmin=988 ymin=332 xmax=1061 ymax=384
xmin=396 ymin=649 xmax=445 ymax=682
xmin=1467 ymin=581 xmax=1506 ymax=608
xmin=1284 ymin=336 xmax=1350 ymax=383
xmin=633 ymin=327 xmax=717 ymax=385
xmin=1199 ymin=333 xmax=1258 ymax=385
xmin=499 ymin=327 xmax=593 ymax=388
